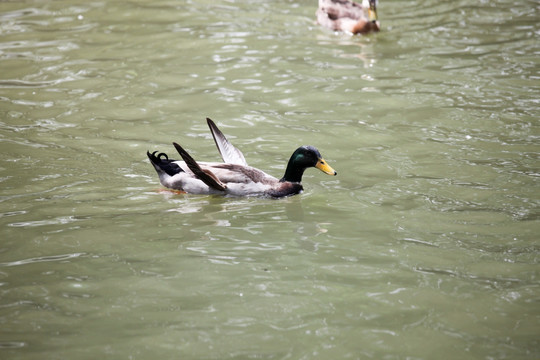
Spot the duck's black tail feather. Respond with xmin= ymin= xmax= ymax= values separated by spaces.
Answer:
xmin=146 ymin=151 xmax=183 ymax=177
xmin=172 ymin=142 xmax=227 ymax=191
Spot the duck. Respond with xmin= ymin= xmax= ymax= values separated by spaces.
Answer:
xmin=147 ymin=118 xmax=337 ymax=198
xmin=316 ymin=0 xmax=380 ymax=34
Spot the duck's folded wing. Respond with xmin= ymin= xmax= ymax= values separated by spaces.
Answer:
xmin=173 ymin=142 xmax=227 ymax=191
xmin=207 ymin=118 xmax=248 ymax=166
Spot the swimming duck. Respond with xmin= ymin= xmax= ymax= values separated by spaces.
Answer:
xmin=317 ymin=0 xmax=380 ymax=34
xmin=147 ymin=118 xmax=337 ymax=198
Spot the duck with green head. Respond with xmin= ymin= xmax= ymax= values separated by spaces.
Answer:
xmin=147 ymin=118 xmax=337 ymax=198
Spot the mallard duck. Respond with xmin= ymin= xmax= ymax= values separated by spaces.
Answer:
xmin=317 ymin=0 xmax=380 ymax=34
xmin=147 ymin=118 xmax=337 ymax=198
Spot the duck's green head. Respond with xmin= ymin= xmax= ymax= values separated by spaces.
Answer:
xmin=281 ymin=145 xmax=337 ymax=183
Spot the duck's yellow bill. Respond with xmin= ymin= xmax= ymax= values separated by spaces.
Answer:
xmin=316 ymin=158 xmax=337 ymax=176
xmin=368 ymin=8 xmax=378 ymax=22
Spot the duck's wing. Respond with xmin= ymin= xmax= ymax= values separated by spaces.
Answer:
xmin=207 ymin=118 xmax=248 ymax=166
xmin=173 ymin=142 xmax=227 ymax=191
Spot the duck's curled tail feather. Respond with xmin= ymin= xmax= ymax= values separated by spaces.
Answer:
xmin=146 ymin=151 xmax=183 ymax=177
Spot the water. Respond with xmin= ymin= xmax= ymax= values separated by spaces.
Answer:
xmin=1 ymin=0 xmax=538 ymax=359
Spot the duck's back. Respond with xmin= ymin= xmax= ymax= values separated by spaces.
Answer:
xmin=318 ymin=0 xmax=364 ymax=21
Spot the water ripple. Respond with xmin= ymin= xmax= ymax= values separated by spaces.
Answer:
xmin=0 ymin=341 xmax=27 ymax=349
xmin=0 ymin=252 xmax=85 ymax=267
xmin=7 ymin=215 xmax=80 ymax=228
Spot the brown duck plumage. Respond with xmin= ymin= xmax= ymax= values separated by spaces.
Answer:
xmin=317 ymin=0 xmax=380 ymax=34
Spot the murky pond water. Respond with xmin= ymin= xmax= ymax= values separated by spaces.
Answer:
xmin=1 ymin=0 xmax=538 ymax=359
